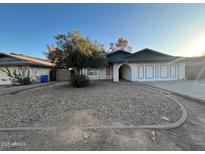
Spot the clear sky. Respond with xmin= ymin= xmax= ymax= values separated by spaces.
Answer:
xmin=0 ymin=3 xmax=205 ymax=59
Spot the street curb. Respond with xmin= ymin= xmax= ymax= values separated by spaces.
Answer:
xmin=139 ymin=95 xmax=187 ymax=129
xmin=89 ymin=82 xmax=188 ymax=130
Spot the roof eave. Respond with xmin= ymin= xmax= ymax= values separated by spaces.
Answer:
xmin=0 ymin=61 xmax=54 ymax=68
xmin=108 ymin=58 xmax=181 ymax=63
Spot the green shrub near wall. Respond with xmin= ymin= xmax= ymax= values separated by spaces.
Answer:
xmin=71 ymin=75 xmax=90 ymax=88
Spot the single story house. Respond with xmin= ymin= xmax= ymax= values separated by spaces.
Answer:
xmin=82 ymin=48 xmax=186 ymax=82
xmin=0 ymin=48 xmax=186 ymax=84
xmin=0 ymin=52 xmax=53 ymax=85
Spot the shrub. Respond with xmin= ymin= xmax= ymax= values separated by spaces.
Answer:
xmin=0 ymin=67 xmax=32 ymax=86
xmin=18 ymin=77 xmax=32 ymax=85
xmin=71 ymin=75 xmax=90 ymax=88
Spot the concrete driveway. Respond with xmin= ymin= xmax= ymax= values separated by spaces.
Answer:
xmin=145 ymin=80 xmax=205 ymax=102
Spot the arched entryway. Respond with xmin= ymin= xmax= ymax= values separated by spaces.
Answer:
xmin=118 ymin=64 xmax=132 ymax=81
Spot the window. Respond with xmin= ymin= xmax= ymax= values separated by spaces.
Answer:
xmin=88 ymin=70 xmax=97 ymax=76
xmin=138 ymin=66 xmax=144 ymax=79
xmin=145 ymin=65 xmax=154 ymax=79
xmin=160 ymin=65 xmax=169 ymax=78
xmin=106 ymin=66 xmax=111 ymax=76
xmin=170 ymin=65 xmax=176 ymax=78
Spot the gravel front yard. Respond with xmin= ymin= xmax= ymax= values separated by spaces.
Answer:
xmin=0 ymin=81 xmax=182 ymax=128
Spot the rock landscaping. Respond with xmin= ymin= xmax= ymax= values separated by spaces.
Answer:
xmin=0 ymin=81 xmax=183 ymax=128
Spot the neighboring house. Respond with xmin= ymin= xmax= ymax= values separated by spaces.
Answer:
xmin=0 ymin=52 xmax=53 ymax=85
xmin=82 ymin=48 xmax=186 ymax=82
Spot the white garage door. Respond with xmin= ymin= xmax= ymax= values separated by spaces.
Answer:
xmin=138 ymin=66 xmax=144 ymax=79
xmin=170 ymin=65 xmax=176 ymax=78
xmin=145 ymin=65 xmax=154 ymax=79
xmin=137 ymin=64 xmax=177 ymax=81
xmin=160 ymin=65 xmax=169 ymax=78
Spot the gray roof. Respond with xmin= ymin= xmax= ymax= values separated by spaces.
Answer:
xmin=107 ymin=50 xmax=131 ymax=63
xmin=0 ymin=52 xmax=54 ymax=68
xmin=107 ymin=48 xmax=183 ymax=63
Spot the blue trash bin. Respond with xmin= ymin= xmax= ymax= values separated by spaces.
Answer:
xmin=40 ymin=75 xmax=48 ymax=83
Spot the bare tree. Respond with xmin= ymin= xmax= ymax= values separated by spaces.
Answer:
xmin=109 ymin=38 xmax=132 ymax=52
